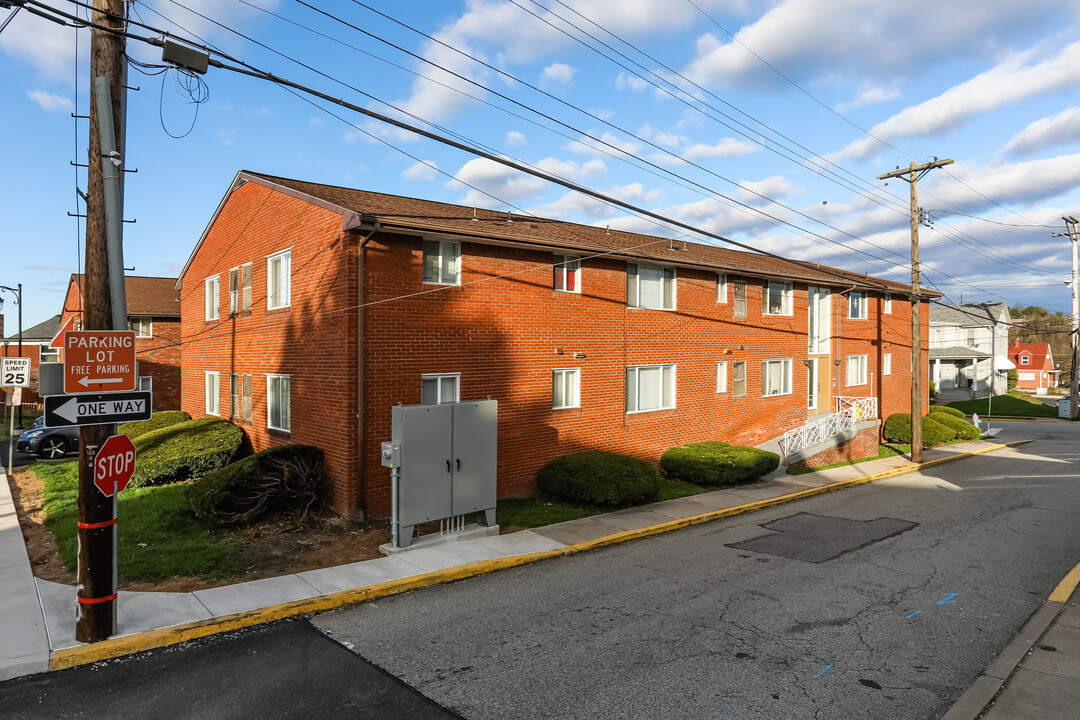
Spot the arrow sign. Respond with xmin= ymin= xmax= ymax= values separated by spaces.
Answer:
xmin=63 ymin=330 xmax=138 ymax=394
xmin=44 ymin=391 xmax=153 ymax=428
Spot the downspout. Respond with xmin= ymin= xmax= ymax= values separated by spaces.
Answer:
xmin=355 ymin=221 xmax=379 ymax=520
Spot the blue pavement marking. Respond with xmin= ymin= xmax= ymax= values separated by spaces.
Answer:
xmin=814 ymin=664 xmax=832 ymax=679
xmin=937 ymin=592 xmax=959 ymax=604
xmin=906 ymin=610 xmax=923 ymax=619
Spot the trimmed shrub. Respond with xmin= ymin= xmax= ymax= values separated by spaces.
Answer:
xmin=120 ymin=410 xmax=192 ymax=439
xmin=883 ymin=413 xmax=956 ymax=447
xmin=188 ymin=445 xmax=325 ymax=525
xmin=129 ymin=418 xmax=243 ymax=488
xmin=929 ymin=406 xmax=966 ymax=420
xmin=538 ymin=451 xmax=660 ymax=507
xmin=661 ymin=441 xmax=779 ymax=487
xmin=929 ymin=412 xmax=981 ymax=441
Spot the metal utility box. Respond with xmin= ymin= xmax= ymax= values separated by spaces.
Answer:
xmin=388 ymin=400 xmax=497 ymax=548
xmin=1059 ymin=396 xmax=1071 ymax=419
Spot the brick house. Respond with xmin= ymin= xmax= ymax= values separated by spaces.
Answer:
xmin=1 ymin=314 xmax=62 ymax=405
xmin=59 ymin=275 xmax=182 ymax=410
xmin=1008 ymin=342 xmax=1057 ymax=392
xmin=177 ymin=171 xmax=932 ymax=518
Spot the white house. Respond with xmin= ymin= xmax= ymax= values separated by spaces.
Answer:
xmin=929 ymin=302 xmax=1013 ymax=400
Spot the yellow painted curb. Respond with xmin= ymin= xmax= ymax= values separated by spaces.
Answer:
xmin=49 ymin=439 xmax=1030 ymax=671
xmin=1049 ymin=560 xmax=1080 ymax=604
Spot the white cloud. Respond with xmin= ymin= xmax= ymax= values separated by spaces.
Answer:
xmin=506 ymin=131 xmax=527 ymax=146
xmin=683 ymin=137 xmax=760 ymax=161
xmin=404 ymin=161 xmax=439 ymax=181
xmin=541 ymin=63 xmax=576 ymax=86
xmin=841 ymin=39 xmax=1080 ymax=158
xmin=567 ymin=132 xmax=642 ymax=158
xmin=610 ymin=183 xmax=663 ymax=204
xmin=835 ymin=85 xmax=901 ymax=113
xmin=1004 ymin=107 xmax=1080 ymax=157
xmin=27 ymin=90 xmax=73 ymax=113
xmin=616 ymin=72 xmax=649 ymax=92
xmin=0 ymin=14 xmax=85 ymax=79
xmin=447 ymin=157 xmax=549 ymax=206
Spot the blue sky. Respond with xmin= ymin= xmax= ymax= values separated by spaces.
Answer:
xmin=4 ymin=0 xmax=1080 ymax=333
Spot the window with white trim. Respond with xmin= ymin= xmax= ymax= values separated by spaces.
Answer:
xmin=39 ymin=345 xmax=60 ymax=363
xmin=205 ymin=371 xmax=220 ymax=415
xmin=627 ymin=263 xmax=675 ymax=310
xmin=421 ymin=373 xmax=459 ymax=405
xmin=848 ymin=291 xmax=867 ymax=319
xmin=138 ymin=375 xmax=152 ymax=393
xmin=808 ymin=286 xmax=831 ymax=354
xmin=761 ymin=359 xmax=792 ymax=396
xmin=1019 ymin=371 xmax=1036 ymax=381
xmin=229 ymin=267 xmax=240 ymax=316
xmin=733 ymin=361 xmax=746 ymax=398
xmin=267 ymin=374 xmax=291 ymax=431
xmin=553 ymin=255 xmax=580 ymax=293
xmin=733 ymin=281 xmax=747 ymax=318
xmin=423 ymin=239 xmax=460 ymax=285
xmin=846 ymin=355 xmax=868 ymax=386
xmin=716 ymin=361 xmax=727 ymax=393
xmin=267 ymin=250 xmax=291 ymax=309
xmin=205 ymin=276 xmax=219 ymax=320
xmin=1020 ymin=355 xmax=1030 ymax=365
xmin=884 ymin=293 xmax=892 ymax=314
xmin=717 ymin=273 xmax=727 ymax=303
xmin=763 ymin=281 xmax=793 ymax=316
xmin=229 ymin=373 xmax=239 ymax=421
xmin=883 ymin=353 xmax=892 ymax=376
xmin=552 ymin=368 xmax=580 ymax=409
xmin=128 ymin=316 xmax=152 ymax=337
xmin=626 ymin=364 xmax=675 ymax=413
xmin=241 ymin=263 xmax=252 ymax=312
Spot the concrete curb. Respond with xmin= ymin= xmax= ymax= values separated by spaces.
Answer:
xmin=48 ymin=439 xmax=1031 ymax=671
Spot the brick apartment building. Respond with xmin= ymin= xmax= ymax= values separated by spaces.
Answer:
xmin=1 ymin=314 xmax=62 ymax=405
xmin=60 ymin=274 xmax=182 ymax=410
xmin=177 ymin=171 xmax=931 ymax=518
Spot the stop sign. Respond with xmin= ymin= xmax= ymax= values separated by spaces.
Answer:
xmin=94 ymin=434 xmax=137 ymax=497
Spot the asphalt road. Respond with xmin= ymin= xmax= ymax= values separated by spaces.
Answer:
xmin=314 ymin=421 xmax=1080 ymax=720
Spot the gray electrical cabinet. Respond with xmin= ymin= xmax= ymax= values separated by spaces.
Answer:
xmin=383 ymin=400 xmax=497 ymax=548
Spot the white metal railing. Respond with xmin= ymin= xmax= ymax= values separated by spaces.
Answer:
xmin=778 ymin=397 xmax=878 ymax=457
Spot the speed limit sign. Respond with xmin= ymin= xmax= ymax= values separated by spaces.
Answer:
xmin=1 ymin=357 xmax=31 ymax=388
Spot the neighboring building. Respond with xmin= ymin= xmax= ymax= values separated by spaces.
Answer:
xmin=1009 ymin=342 xmax=1057 ymax=393
xmin=177 ymin=171 xmax=933 ymax=518
xmin=1 ymin=314 xmax=62 ymax=405
xmin=928 ymin=302 xmax=1013 ymax=400
xmin=59 ymin=275 xmax=182 ymax=410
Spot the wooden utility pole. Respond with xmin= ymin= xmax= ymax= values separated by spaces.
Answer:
xmin=76 ymin=0 xmax=126 ymax=643
xmin=1053 ymin=216 xmax=1080 ymax=421
xmin=877 ymin=159 xmax=953 ymax=463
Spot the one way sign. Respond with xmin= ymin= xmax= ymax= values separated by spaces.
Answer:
xmin=44 ymin=391 xmax=153 ymax=428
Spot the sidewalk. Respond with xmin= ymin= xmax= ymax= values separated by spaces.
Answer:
xmin=2 ymin=438 xmax=1077 ymax=719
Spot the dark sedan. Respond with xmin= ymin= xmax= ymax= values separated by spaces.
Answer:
xmin=15 ymin=421 xmax=80 ymax=459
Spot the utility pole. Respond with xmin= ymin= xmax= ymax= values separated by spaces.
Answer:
xmin=1053 ymin=216 xmax=1079 ymax=421
xmin=76 ymin=0 xmax=127 ymax=643
xmin=877 ymin=159 xmax=953 ymax=463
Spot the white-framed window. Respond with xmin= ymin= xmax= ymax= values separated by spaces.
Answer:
xmin=552 ymin=368 xmax=580 ymax=409
xmin=267 ymin=374 xmax=291 ymax=431
xmin=554 ymin=255 xmax=580 ymax=293
xmin=1020 ymin=355 xmax=1030 ymax=365
xmin=808 ymin=286 xmax=831 ymax=354
xmin=884 ymin=293 xmax=892 ymax=314
xmin=229 ymin=373 xmax=239 ymax=420
xmin=883 ymin=353 xmax=892 ymax=376
xmin=733 ymin=281 xmax=747 ymax=318
xmin=716 ymin=361 xmax=728 ymax=393
xmin=1019 ymin=371 xmax=1036 ymax=381
xmin=717 ymin=273 xmax=727 ymax=303
xmin=267 ymin=250 xmax=291 ymax=309
xmin=733 ymin=361 xmax=746 ymax=398
xmin=205 ymin=276 xmax=219 ymax=321
xmin=39 ymin=345 xmax=60 ymax=363
xmin=138 ymin=376 xmax=152 ymax=393
xmin=421 ymin=373 xmax=460 ymax=405
xmin=846 ymin=355 xmax=868 ymax=386
xmin=931 ymin=327 xmax=943 ymax=347
xmin=423 ymin=239 xmax=460 ymax=285
xmin=762 ymin=358 xmax=792 ymax=397
xmin=229 ymin=268 xmax=240 ymax=316
xmin=626 ymin=364 xmax=675 ymax=413
xmin=128 ymin=316 xmax=152 ymax=338
xmin=763 ymin=280 xmax=793 ymax=316
xmin=627 ymin=263 xmax=675 ymax=310
xmin=241 ymin=263 xmax=253 ymax=313
xmin=848 ymin=291 xmax=867 ymax=319
xmin=205 ymin=371 xmax=220 ymax=415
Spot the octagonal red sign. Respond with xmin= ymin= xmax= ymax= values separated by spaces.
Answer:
xmin=94 ymin=434 xmax=137 ymax=497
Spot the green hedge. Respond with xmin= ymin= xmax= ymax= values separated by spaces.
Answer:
xmin=188 ymin=445 xmax=325 ymax=525
xmin=883 ymin=413 xmax=955 ymax=447
xmin=129 ymin=418 xmax=243 ymax=488
xmin=120 ymin=410 xmax=192 ymax=439
xmin=538 ymin=451 xmax=660 ymax=507
xmin=929 ymin=406 xmax=966 ymax=420
xmin=661 ymin=441 xmax=779 ymax=487
xmin=929 ymin=412 xmax=981 ymax=440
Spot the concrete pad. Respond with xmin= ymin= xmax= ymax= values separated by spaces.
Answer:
xmin=296 ymin=556 xmax=426 ymax=595
xmin=981 ymin=668 xmax=1080 ymax=719
xmin=0 ymin=564 xmax=49 ymax=681
xmin=1057 ymin=606 xmax=1080 ymax=630
xmin=390 ymin=541 xmax=504 ymax=573
xmin=379 ymin=524 xmax=499 ymax=556
xmin=471 ymin=530 xmax=565 ymax=556
xmin=939 ymin=674 xmax=1001 ymax=720
xmin=531 ymin=516 xmax=623 ymax=545
xmin=193 ymin=575 xmax=321 ymax=617
xmin=1020 ymin=624 xmax=1080 ymax=681
xmin=596 ymin=507 xmax=679 ymax=531
xmin=985 ymin=602 xmax=1062 ymax=680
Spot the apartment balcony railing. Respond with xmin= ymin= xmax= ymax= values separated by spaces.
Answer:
xmin=778 ymin=397 xmax=878 ymax=458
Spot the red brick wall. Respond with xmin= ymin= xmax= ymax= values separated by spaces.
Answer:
xmin=1 ymin=341 xmax=52 ymax=405
xmin=787 ymin=425 xmax=881 ymax=471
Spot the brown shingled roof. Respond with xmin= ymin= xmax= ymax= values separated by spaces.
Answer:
xmin=242 ymin=171 xmax=925 ymax=296
xmin=70 ymin=275 xmax=180 ymax=317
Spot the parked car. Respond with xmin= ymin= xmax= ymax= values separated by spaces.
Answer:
xmin=16 ymin=422 xmax=80 ymax=459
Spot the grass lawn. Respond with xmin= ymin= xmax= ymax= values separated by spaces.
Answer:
xmin=787 ymin=444 xmax=905 ymax=475
xmin=944 ymin=391 xmax=1057 ymax=418
xmin=36 ymin=461 xmax=240 ymax=582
